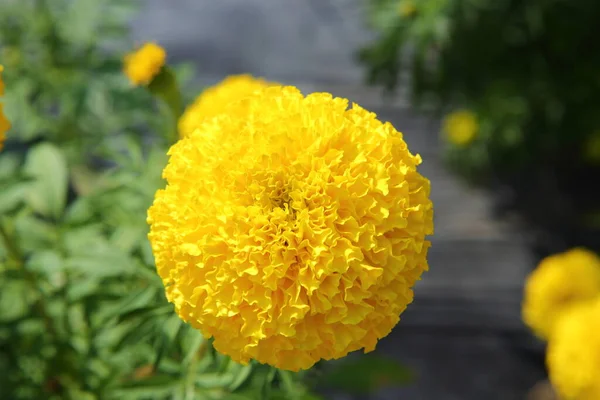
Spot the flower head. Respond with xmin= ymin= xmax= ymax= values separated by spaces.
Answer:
xmin=522 ymin=248 xmax=600 ymax=340
xmin=123 ymin=42 xmax=166 ymax=86
xmin=547 ymin=298 xmax=600 ymax=400
xmin=178 ymin=74 xmax=273 ymax=138
xmin=148 ymin=86 xmax=434 ymax=371
xmin=0 ymin=65 xmax=9 ymax=151
xmin=442 ymin=110 xmax=478 ymax=146
xmin=398 ymin=1 xmax=417 ymax=17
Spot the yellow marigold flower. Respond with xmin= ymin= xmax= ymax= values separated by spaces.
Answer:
xmin=442 ymin=110 xmax=478 ymax=146
xmin=522 ymin=248 xmax=600 ymax=341
xmin=398 ymin=1 xmax=417 ymax=17
xmin=148 ymin=86 xmax=434 ymax=371
xmin=547 ymin=298 xmax=600 ymax=400
xmin=123 ymin=42 xmax=166 ymax=86
xmin=0 ymin=65 xmax=9 ymax=151
xmin=178 ymin=74 xmax=273 ymax=138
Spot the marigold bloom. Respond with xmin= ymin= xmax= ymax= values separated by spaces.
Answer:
xmin=0 ymin=65 xmax=9 ymax=151
xmin=522 ymin=248 xmax=600 ymax=340
xmin=398 ymin=1 xmax=417 ymax=17
xmin=123 ymin=42 xmax=166 ymax=86
xmin=442 ymin=110 xmax=478 ymax=146
xmin=148 ymin=86 xmax=434 ymax=371
xmin=547 ymin=298 xmax=600 ymax=400
xmin=178 ymin=74 xmax=273 ymax=138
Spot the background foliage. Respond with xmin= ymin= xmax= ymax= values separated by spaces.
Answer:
xmin=359 ymin=0 xmax=600 ymax=256
xmin=0 ymin=1 xmax=413 ymax=399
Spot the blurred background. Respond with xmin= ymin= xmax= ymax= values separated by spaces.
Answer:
xmin=2 ymin=0 xmax=599 ymax=399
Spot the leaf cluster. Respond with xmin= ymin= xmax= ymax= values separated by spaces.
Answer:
xmin=359 ymin=0 xmax=600 ymax=184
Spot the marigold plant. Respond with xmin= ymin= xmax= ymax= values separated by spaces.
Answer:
xmin=148 ymin=85 xmax=434 ymax=371
xmin=546 ymin=298 xmax=600 ymax=400
xmin=123 ymin=42 xmax=166 ymax=86
xmin=178 ymin=74 xmax=273 ymax=138
xmin=522 ymin=248 xmax=600 ymax=340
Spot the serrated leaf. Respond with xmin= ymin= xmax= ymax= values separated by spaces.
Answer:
xmin=23 ymin=143 xmax=68 ymax=219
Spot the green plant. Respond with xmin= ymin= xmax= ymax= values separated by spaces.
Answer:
xmin=1 ymin=1 xmax=415 ymax=399
xmin=360 ymin=0 xmax=600 ymax=178
xmin=0 ymin=0 xmax=179 ymax=164
xmin=359 ymin=0 xmax=600 ymax=253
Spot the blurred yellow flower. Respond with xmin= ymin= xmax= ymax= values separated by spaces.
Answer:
xmin=0 ymin=65 xmax=9 ymax=151
xmin=547 ymin=298 xmax=600 ymax=400
xmin=148 ymin=86 xmax=434 ymax=371
xmin=584 ymin=132 xmax=600 ymax=164
xmin=123 ymin=42 xmax=166 ymax=86
xmin=178 ymin=74 xmax=273 ymax=138
xmin=398 ymin=1 xmax=417 ymax=17
xmin=522 ymin=248 xmax=600 ymax=341
xmin=443 ymin=110 xmax=479 ymax=146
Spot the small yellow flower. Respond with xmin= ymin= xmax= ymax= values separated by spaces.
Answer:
xmin=398 ymin=1 xmax=417 ymax=17
xmin=178 ymin=74 xmax=273 ymax=138
xmin=148 ymin=86 xmax=434 ymax=371
xmin=0 ymin=65 xmax=9 ymax=151
xmin=442 ymin=110 xmax=479 ymax=146
xmin=123 ymin=42 xmax=166 ymax=86
xmin=547 ymin=298 xmax=600 ymax=400
xmin=522 ymin=248 xmax=600 ymax=341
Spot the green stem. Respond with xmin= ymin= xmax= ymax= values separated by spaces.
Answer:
xmin=148 ymin=67 xmax=183 ymax=146
xmin=278 ymin=370 xmax=298 ymax=396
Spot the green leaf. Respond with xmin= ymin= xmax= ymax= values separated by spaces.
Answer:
xmin=23 ymin=143 xmax=69 ymax=219
xmin=26 ymin=249 xmax=64 ymax=274
xmin=154 ymin=314 xmax=183 ymax=368
xmin=110 ymin=224 xmax=147 ymax=253
xmin=59 ymin=0 xmax=100 ymax=47
xmin=181 ymin=327 xmax=206 ymax=366
xmin=196 ymin=372 xmax=237 ymax=390
xmin=0 ymin=280 xmax=31 ymax=322
xmin=14 ymin=214 xmax=58 ymax=250
xmin=0 ymin=174 xmax=31 ymax=214
xmin=228 ymin=364 xmax=254 ymax=392
xmin=64 ymin=250 xmax=134 ymax=278
xmin=318 ymin=354 xmax=414 ymax=394
xmin=66 ymin=277 xmax=101 ymax=302
xmin=97 ymin=286 xmax=159 ymax=324
xmin=112 ymin=374 xmax=181 ymax=398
